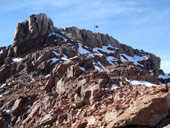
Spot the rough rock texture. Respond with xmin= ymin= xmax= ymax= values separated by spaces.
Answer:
xmin=13 ymin=13 xmax=54 ymax=44
xmin=62 ymin=26 xmax=161 ymax=71
xmin=107 ymin=88 xmax=170 ymax=128
xmin=13 ymin=13 xmax=54 ymax=56
xmin=0 ymin=13 xmax=169 ymax=128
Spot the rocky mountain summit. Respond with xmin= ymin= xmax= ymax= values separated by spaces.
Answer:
xmin=0 ymin=13 xmax=170 ymax=128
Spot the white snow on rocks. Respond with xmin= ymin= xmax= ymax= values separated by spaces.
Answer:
xmin=50 ymin=58 xmax=59 ymax=64
xmin=45 ymin=74 xmax=50 ymax=78
xmin=93 ymin=62 xmax=102 ymax=71
xmin=52 ymin=51 xmax=59 ymax=56
xmin=48 ymin=32 xmax=68 ymax=42
xmin=94 ymin=66 xmax=101 ymax=71
xmin=120 ymin=54 xmax=148 ymax=66
xmin=98 ymin=61 xmax=104 ymax=68
xmin=107 ymin=56 xmax=118 ymax=64
xmin=93 ymin=45 xmax=115 ymax=54
xmin=130 ymin=80 xmax=156 ymax=87
xmin=149 ymin=70 xmax=154 ymax=75
xmin=6 ymin=109 xmax=11 ymax=114
xmin=0 ymin=93 xmax=3 ymax=98
xmin=78 ymin=44 xmax=90 ymax=55
xmin=111 ymin=84 xmax=118 ymax=89
xmin=79 ymin=66 xmax=85 ymax=71
xmin=13 ymin=58 xmax=24 ymax=63
xmin=158 ymin=74 xmax=170 ymax=79
xmin=61 ymin=54 xmax=69 ymax=61
xmin=93 ymin=53 xmax=103 ymax=57
xmin=25 ymin=105 xmax=31 ymax=109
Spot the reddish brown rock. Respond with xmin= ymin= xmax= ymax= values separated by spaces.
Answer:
xmin=107 ymin=90 xmax=170 ymax=128
xmin=11 ymin=98 xmax=23 ymax=115
xmin=57 ymin=113 xmax=66 ymax=124
xmin=0 ymin=13 xmax=169 ymax=128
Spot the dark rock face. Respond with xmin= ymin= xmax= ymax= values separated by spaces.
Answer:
xmin=0 ymin=13 xmax=169 ymax=128
xmin=0 ymin=64 xmax=16 ymax=83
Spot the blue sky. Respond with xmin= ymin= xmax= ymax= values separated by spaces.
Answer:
xmin=0 ymin=0 xmax=170 ymax=73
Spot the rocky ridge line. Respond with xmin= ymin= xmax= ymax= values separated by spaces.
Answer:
xmin=61 ymin=26 xmax=161 ymax=71
xmin=0 ymin=14 xmax=160 ymax=73
xmin=0 ymin=13 xmax=170 ymax=128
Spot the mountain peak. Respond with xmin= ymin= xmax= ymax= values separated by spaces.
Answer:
xmin=0 ymin=13 xmax=170 ymax=128
xmin=14 ymin=13 xmax=54 ymax=44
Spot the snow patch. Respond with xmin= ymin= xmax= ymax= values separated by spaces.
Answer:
xmin=149 ymin=70 xmax=154 ymax=75
xmin=93 ymin=45 xmax=115 ymax=54
xmin=67 ymin=42 xmax=75 ymax=48
xmin=48 ymin=32 xmax=68 ymax=42
xmin=52 ymin=51 xmax=59 ymax=56
xmin=61 ymin=54 xmax=69 ymax=61
xmin=45 ymin=74 xmax=50 ymax=78
xmin=79 ymin=66 xmax=85 ymax=71
xmin=93 ymin=53 xmax=103 ymax=56
xmin=94 ymin=66 xmax=101 ymax=71
xmin=111 ymin=84 xmax=118 ymax=89
xmin=25 ymin=105 xmax=31 ymax=109
xmin=130 ymin=80 xmax=156 ymax=87
xmin=0 ymin=50 xmax=3 ymax=54
xmin=120 ymin=54 xmax=148 ymax=66
xmin=13 ymin=58 xmax=23 ymax=63
xmin=0 ymin=94 xmax=3 ymax=98
xmin=61 ymin=57 xmax=69 ymax=61
xmin=158 ymin=74 xmax=170 ymax=79
xmin=98 ymin=61 xmax=104 ymax=68
xmin=6 ymin=109 xmax=11 ymax=114
xmin=78 ymin=44 xmax=90 ymax=54
xmin=50 ymin=58 xmax=59 ymax=64
xmin=88 ymin=53 xmax=94 ymax=57
xmin=107 ymin=56 xmax=118 ymax=64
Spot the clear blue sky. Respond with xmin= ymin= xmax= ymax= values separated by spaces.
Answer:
xmin=0 ymin=0 xmax=170 ymax=73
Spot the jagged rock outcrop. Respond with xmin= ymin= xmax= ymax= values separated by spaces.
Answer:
xmin=0 ymin=13 xmax=169 ymax=128
xmin=13 ymin=13 xmax=54 ymax=44
xmin=13 ymin=13 xmax=54 ymax=56
xmin=62 ymin=26 xmax=161 ymax=71
xmin=64 ymin=26 xmax=120 ymax=48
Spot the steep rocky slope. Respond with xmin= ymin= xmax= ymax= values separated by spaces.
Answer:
xmin=0 ymin=13 xmax=170 ymax=128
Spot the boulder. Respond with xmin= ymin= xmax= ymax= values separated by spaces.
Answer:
xmin=0 ymin=65 xmax=16 ymax=82
xmin=106 ymin=91 xmax=170 ymax=128
xmin=57 ymin=113 xmax=66 ymax=124
xmin=11 ymin=98 xmax=23 ymax=115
